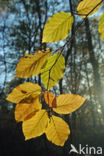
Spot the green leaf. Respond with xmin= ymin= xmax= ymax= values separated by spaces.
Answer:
xmin=41 ymin=53 xmax=65 ymax=89
xmin=42 ymin=12 xmax=73 ymax=43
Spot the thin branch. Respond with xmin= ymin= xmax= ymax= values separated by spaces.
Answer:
xmin=46 ymin=0 xmax=103 ymax=91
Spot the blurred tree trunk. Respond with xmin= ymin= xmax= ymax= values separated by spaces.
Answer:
xmin=62 ymin=1 xmax=77 ymax=155
xmin=2 ymin=18 xmax=7 ymax=88
xmin=36 ymin=0 xmax=48 ymax=85
xmin=85 ymin=18 xmax=104 ymax=118
xmin=36 ymin=0 xmax=42 ymax=85
xmin=36 ymin=0 xmax=42 ymax=44
xmin=84 ymin=58 xmax=96 ymax=127
xmin=68 ymin=0 xmax=77 ymax=148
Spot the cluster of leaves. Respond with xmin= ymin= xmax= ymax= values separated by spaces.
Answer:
xmin=6 ymin=0 xmax=104 ymax=146
xmin=6 ymin=82 xmax=85 ymax=146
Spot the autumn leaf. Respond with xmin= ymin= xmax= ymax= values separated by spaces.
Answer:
xmin=15 ymin=52 xmax=51 ymax=78
xmin=6 ymin=82 xmax=41 ymax=103
xmin=19 ymin=91 xmax=85 ymax=146
xmin=42 ymin=12 xmax=73 ymax=43
xmin=45 ymin=115 xmax=70 ymax=146
xmin=15 ymin=97 xmax=42 ymax=122
xmin=22 ymin=109 xmax=70 ymax=146
xmin=22 ymin=110 xmax=49 ymax=140
xmin=44 ymin=91 xmax=56 ymax=108
xmin=98 ymin=13 xmax=104 ymax=40
xmin=53 ymin=94 xmax=86 ymax=114
xmin=77 ymin=0 xmax=103 ymax=18
xmin=41 ymin=53 xmax=65 ymax=89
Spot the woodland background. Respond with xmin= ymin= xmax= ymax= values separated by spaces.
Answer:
xmin=0 ymin=0 xmax=104 ymax=156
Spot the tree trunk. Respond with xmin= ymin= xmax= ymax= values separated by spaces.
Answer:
xmin=85 ymin=18 xmax=104 ymax=118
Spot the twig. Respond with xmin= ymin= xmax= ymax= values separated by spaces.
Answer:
xmin=46 ymin=0 xmax=103 ymax=91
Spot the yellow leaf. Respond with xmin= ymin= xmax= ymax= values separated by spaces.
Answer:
xmin=98 ymin=13 xmax=104 ymax=40
xmin=41 ymin=53 xmax=65 ymax=89
xmin=15 ymin=52 xmax=51 ymax=78
xmin=45 ymin=115 xmax=70 ymax=146
xmin=22 ymin=110 xmax=49 ymax=140
xmin=6 ymin=82 xmax=41 ymax=103
xmin=44 ymin=91 xmax=57 ymax=108
xmin=15 ymin=97 xmax=42 ymax=122
xmin=42 ymin=12 xmax=73 ymax=43
xmin=53 ymin=94 xmax=86 ymax=114
xmin=77 ymin=0 xmax=103 ymax=18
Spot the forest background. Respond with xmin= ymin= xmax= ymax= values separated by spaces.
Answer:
xmin=0 ymin=0 xmax=104 ymax=156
